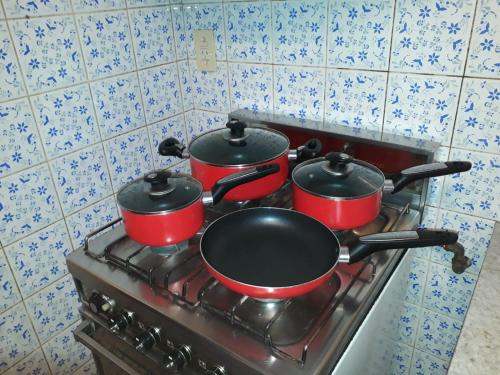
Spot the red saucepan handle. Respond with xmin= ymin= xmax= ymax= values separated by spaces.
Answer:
xmin=390 ymin=161 xmax=472 ymax=193
xmin=158 ymin=137 xmax=186 ymax=159
xmin=345 ymin=229 xmax=459 ymax=263
xmin=207 ymin=164 xmax=280 ymax=205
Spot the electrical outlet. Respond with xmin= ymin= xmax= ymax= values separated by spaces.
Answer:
xmin=194 ymin=30 xmax=217 ymax=72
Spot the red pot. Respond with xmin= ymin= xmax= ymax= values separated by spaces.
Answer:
xmin=292 ymin=152 xmax=472 ymax=230
xmin=117 ymin=165 xmax=279 ymax=246
xmin=158 ymin=119 xmax=321 ymax=201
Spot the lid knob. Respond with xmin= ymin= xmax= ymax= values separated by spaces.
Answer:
xmin=144 ymin=170 xmax=176 ymax=196
xmin=224 ymin=119 xmax=249 ymax=144
xmin=322 ymin=152 xmax=354 ymax=177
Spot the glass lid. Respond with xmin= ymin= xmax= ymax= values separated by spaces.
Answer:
xmin=189 ymin=119 xmax=289 ymax=166
xmin=292 ymin=152 xmax=385 ymax=198
xmin=117 ymin=170 xmax=202 ymax=214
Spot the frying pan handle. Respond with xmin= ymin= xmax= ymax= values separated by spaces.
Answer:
xmin=209 ymin=164 xmax=280 ymax=205
xmin=291 ymin=138 xmax=322 ymax=161
xmin=158 ymin=137 xmax=186 ymax=159
xmin=346 ymin=229 xmax=459 ymax=263
xmin=391 ymin=161 xmax=472 ymax=193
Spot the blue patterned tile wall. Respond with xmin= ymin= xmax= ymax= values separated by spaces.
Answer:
xmin=0 ymin=1 xmax=498 ymax=374
xmin=174 ymin=1 xmax=499 ymax=374
xmin=0 ymin=0 xmax=191 ymax=373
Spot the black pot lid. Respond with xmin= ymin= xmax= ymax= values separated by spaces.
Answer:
xmin=292 ymin=153 xmax=385 ymax=199
xmin=189 ymin=119 xmax=289 ymax=166
xmin=117 ymin=170 xmax=202 ymax=214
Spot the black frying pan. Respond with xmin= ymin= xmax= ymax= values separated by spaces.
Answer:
xmin=200 ymin=208 xmax=458 ymax=299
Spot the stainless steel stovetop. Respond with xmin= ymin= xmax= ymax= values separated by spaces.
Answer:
xmin=67 ymin=182 xmax=420 ymax=375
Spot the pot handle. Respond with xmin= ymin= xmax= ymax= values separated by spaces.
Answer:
xmin=292 ymin=138 xmax=322 ymax=161
xmin=391 ymin=161 xmax=472 ymax=193
xmin=346 ymin=229 xmax=458 ymax=263
xmin=210 ymin=164 xmax=280 ymax=205
xmin=158 ymin=137 xmax=186 ymax=159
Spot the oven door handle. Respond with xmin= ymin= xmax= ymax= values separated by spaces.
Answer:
xmin=74 ymin=320 xmax=142 ymax=375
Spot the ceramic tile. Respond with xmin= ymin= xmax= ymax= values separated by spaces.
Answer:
xmin=431 ymin=210 xmax=495 ymax=275
xmin=423 ymin=262 xmax=476 ymax=321
xmin=42 ymin=322 xmax=90 ymax=375
xmin=65 ymin=196 xmax=117 ymax=249
xmin=10 ymin=16 xmax=85 ymax=94
xmin=0 ymin=164 xmax=62 ymax=245
xmin=72 ymin=0 xmax=125 ymax=12
xmin=50 ymin=144 xmax=112 ymax=215
xmin=381 ymin=302 xmax=421 ymax=346
xmin=0 ymin=22 xmax=26 ymax=101
xmin=4 ymin=0 xmax=71 ymax=17
xmin=186 ymin=110 xmax=226 ymax=142
xmin=0 ymin=303 xmax=38 ymax=373
xmin=184 ymin=3 xmax=226 ymax=60
xmin=90 ymin=72 xmax=145 ymax=140
xmin=425 ymin=147 xmax=450 ymax=208
xmin=171 ymin=5 xmax=187 ymax=60
xmin=465 ymin=0 xmax=500 ymax=78
xmin=76 ymin=12 xmax=134 ymax=80
xmin=225 ymin=1 xmax=271 ymax=63
xmin=25 ymin=274 xmax=79 ymax=342
xmin=104 ymin=128 xmax=153 ymax=191
xmin=191 ymin=61 xmax=229 ymax=112
xmin=411 ymin=349 xmax=449 ymax=375
xmin=405 ymin=257 xmax=428 ymax=305
xmin=73 ymin=360 xmax=96 ymax=375
xmin=327 ymin=0 xmax=394 ymax=70
xmin=169 ymin=160 xmax=191 ymax=174
xmin=416 ymin=309 xmax=462 ymax=361
xmin=384 ymin=73 xmax=461 ymax=146
xmin=3 ymin=348 xmax=51 ymax=375
xmin=4 ymin=220 xmax=72 ymax=298
xmin=178 ymin=61 xmax=193 ymax=111
xmin=129 ymin=6 xmax=176 ymax=69
xmin=148 ymin=114 xmax=188 ymax=170
xmin=272 ymin=0 xmax=327 ymax=66
xmin=368 ymin=339 xmax=413 ymax=375
xmin=0 ymin=98 xmax=45 ymax=177
xmin=138 ymin=63 xmax=183 ymax=123
xmin=0 ymin=5 xmax=4 ymax=18
xmin=391 ymin=0 xmax=475 ymax=75
xmin=127 ymin=0 xmax=168 ymax=7
xmin=452 ymin=78 xmax=500 ymax=153
xmin=274 ymin=65 xmax=325 ymax=121
xmin=228 ymin=62 xmax=273 ymax=113
xmin=440 ymin=148 xmax=499 ymax=221
xmin=0 ymin=249 xmax=21 ymax=313
xmin=324 ymin=69 xmax=386 ymax=133
xmin=32 ymin=84 xmax=99 ymax=159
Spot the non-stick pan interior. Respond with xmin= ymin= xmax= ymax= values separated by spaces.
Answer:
xmin=201 ymin=208 xmax=339 ymax=288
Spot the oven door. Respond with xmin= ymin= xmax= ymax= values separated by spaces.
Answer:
xmin=74 ymin=320 xmax=160 ymax=375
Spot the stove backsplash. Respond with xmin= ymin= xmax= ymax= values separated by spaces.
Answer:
xmin=0 ymin=0 xmax=497 ymax=374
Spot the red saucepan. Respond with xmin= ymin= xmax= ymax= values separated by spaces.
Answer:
xmin=158 ymin=119 xmax=321 ymax=201
xmin=117 ymin=165 xmax=279 ymax=246
xmin=292 ymin=152 xmax=472 ymax=230
xmin=200 ymin=208 xmax=459 ymax=299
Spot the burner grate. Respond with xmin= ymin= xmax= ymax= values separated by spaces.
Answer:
xmin=82 ymin=183 xmax=409 ymax=365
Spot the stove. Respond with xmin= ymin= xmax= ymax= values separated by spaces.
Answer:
xmin=67 ymin=110 xmax=441 ymax=375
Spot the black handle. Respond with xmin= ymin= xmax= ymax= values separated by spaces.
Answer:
xmin=158 ymin=137 xmax=186 ymax=158
xmin=296 ymin=138 xmax=322 ymax=161
xmin=210 ymin=164 xmax=280 ymax=205
xmin=226 ymin=119 xmax=247 ymax=138
xmin=323 ymin=152 xmax=353 ymax=176
xmin=347 ymin=229 xmax=458 ymax=263
xmin=391 ymin=161 xmax=472 ymax=193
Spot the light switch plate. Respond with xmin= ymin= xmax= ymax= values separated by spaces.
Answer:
xmin=194 ymin=30 xmax=217 ymax=72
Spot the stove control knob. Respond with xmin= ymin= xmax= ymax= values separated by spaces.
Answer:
xmin=163 ymin=345 xmax=192 ymax=372
xmin=206 ymin=365 xmax=227 ymax=375
xmin=88 ymin=292 xmax=115 ymax=314
xmin=107 ymin=311 xmax=134 ymax=333
xmin=134 ymin=327 xmax=161 ymax=352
